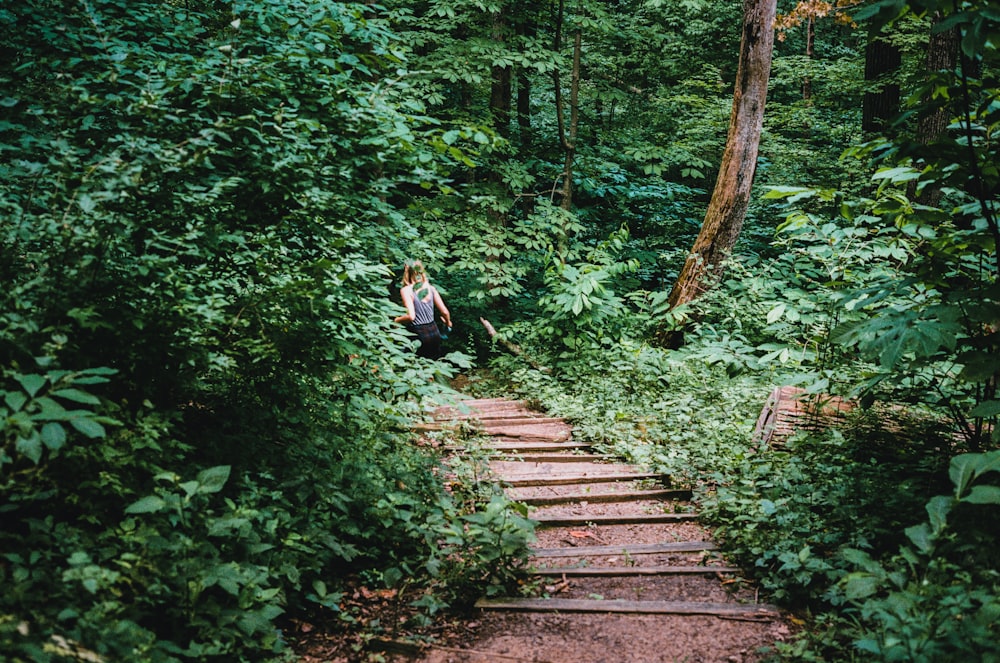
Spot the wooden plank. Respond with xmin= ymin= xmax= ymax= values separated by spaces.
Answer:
xmin=533 ymin=565 xmax=740 ymax=577
xmin=518 ymin=488 xmax=691 ymax=506
xmin=484 ymin=430 xmax=571 ymax=441
xmin=444 ymin=442 xmax=591 ymax=453
xmin=531 ymin=512 xmax=698 ymax=526
xmin=440 ymin=412 xmax=536 ymax=422
xmin=475 ymin=597 xmax=781 ymax=618
xmin=531 ymin=541 xmax=716 ymax=558
xmin=466 ymin=440 xmax=584 ymax=450
xmin=490 ymin=433 xmax=572 ymax=443
xmin=505 ymin=453 xmax=614 ymax=462
xmin=478 ymin=417 xmax=566 ymax=427
xmin=503 ymin=472 xmax=664 ymax=487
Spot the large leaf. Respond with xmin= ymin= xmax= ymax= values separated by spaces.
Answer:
xmin=125 ymin=495 xmax=167 ymax=514
xmin=195 ymin=465 xmax=232 ymax=494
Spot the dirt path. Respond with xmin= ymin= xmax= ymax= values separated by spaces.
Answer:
xmin=401 ymin=397 xmax=792 ymax=663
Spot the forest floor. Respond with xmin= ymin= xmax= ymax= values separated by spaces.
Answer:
xmin=293 ymin=395 xmax=795 ymax=663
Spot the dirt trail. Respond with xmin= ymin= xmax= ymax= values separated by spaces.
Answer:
xmin=401 ymin=397 xmax=792 ymax=663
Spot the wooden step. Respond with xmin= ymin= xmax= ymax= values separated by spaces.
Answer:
xmin=503 ymin=472 xmax=664 ymax=487
xmin=459 ymin=398 xmax=526 ymax=406
xmin=440 ymin=412 xmax=542 ymax=422
xmin=445 ymin=442 xmax=591 ymax=453
xmin=486 ymin=433 xmax=572 ymax=449
xmin=506 ymin=453 xmax=615 ymax=463
xmin=475 ymin=597 xmax=781 ymax=618
xmin=478 ymin=417 xmax=566 ymax=426
xmin=518 ymin=488 xmax=691 ymax=506
xmin=531 ymin=541 xmax=716 ymax=558
xmin=533 ymin=565 xmax=740 ymax=577
xmin=531 ymin=512 xmax=698 ymax=526
xmin=486 ymin=430 xmax=571 ymax=440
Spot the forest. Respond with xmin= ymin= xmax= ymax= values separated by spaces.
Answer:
xmin=1 ymin=0 xmax=998 ymax=660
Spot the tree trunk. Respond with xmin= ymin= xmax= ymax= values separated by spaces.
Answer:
xmin=516 ymin=19 xmax=533 ymax=151
xmin=862 ymin=29 xmax=901 ymax=135
xmin=550 ymin=0 xmax=581 ymax=256
xmin=802 ymin=14 xmax=814 ymax=100
xmin=560 ymin=28 xmax=581 ymax=212
xmin=490 ymin=11 xmax=512 ymax=137
xmin=911 ymin=11 xmax=959 ymax=207
xmin=664 ymin=0 xmax=777 ymax=321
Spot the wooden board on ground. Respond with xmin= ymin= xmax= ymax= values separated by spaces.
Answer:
xmin=475 ymin=597 xmax=781 ymax=618
xmin=530 ymin=541 xmax=716 ymax=557
xmin=531 ymin=512 xmax=699 ymax=526
xmin=518 ymin=488 xmax=691 ymax=506
xmin=533 ymin=565 xmax=740 ymax=577
xmin=502 ymin=472 xmax=664 ymax=487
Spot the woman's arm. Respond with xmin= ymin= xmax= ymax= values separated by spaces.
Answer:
xmin=432 ymin=288 xmax=451 ymax=328
xmin=394 ymin=286 xmax=415 ymax=324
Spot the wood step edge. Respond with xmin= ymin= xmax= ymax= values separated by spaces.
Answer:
xmin=444 ymin=442 xmax=591 ymax=453
xmin=531 ymin=512 xmax=698 ymax=526
xmin=502 ymin=472 xmax=667 ymax=487
xmin=475 ymin=597 xmax=781 ymax=618
xmin=531 ymin=540 xmax=716 ymax=557
xmin=501 ymin=453 xmax=615 ymax=462
xmin=519 ymin=488 xmax=692 ymax=506
xmin=533 ymin=565 xmax=740 ymax=577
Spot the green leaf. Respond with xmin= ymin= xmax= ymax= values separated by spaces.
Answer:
xmin=51 ymin=388 xmax=101 ymax=405
xmin=925 ymin=495 xmax=953 ymax=535
xmin=17 ymin=374 xmax=47 ymax=398
xmin=40 ymin=422 xmax=67 ymax=451
xmin=970 ymin=400 xmax=1000 ymax=418
xmin=4 ymin=390 xmax=28 ymax=412
xmin=196 ymin=465 xmax=231 ymax=494
xmin=962 ymin=485 xmax=1000 ymax=505
xmin=843 ymin=572 xmax=881 ymax=600
xmin=766 ymin=303 xmax=785 ymax=324
xmin=70 ymin=417 xmax=106 ymax=439
xmin=949 ymin=454 xmax=979 ymax=497
xmin=125 ymin=495 xmax=167 ymax=514
xmin=905 ymin=523 xmax=934 ymax=554
xmin=16 ymin=433 xmax=43 ymax=464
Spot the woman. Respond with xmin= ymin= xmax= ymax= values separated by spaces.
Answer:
xmin=394 ymin=260 xmax=452 ymax=359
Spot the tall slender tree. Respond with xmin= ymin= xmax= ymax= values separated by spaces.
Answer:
xmin=664 ymin=0 xmax=778 ymax=321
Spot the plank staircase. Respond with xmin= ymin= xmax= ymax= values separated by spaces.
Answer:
xmin=431 ymin=397 xmax=782 ymax=622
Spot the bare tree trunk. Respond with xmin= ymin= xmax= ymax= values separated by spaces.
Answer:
xmin=550 ymin=0 xmax=581 ymax=256
xmin=516 ymin=20 xmax=533 ymax=151
xmin=490 ymin=11 xmax=511 ymax=137
xmin=862 ymin=29 xmax=901 ymax=135
xmin=560 ymin=28 xmax=581 ymax=212
xmin=664 ymin=0 xmax=777 ymax=322
xmin=911 ymin=11 xmax=959 ymax=207
xmin=802 ymin=14 xmax=814 ymax=100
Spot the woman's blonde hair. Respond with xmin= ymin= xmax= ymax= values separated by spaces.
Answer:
xmin=402 ymin=260 xmax=428 ymax=287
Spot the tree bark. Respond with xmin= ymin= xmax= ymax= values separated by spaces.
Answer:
xmin=802 ymin=14 xmax=814 ymax=100
xmin=490 ymin=10 xmax=512 ymax=137
xmin=862 ymin=29 xmax=901 ymax=135
xmin=665 ymin=0 xmax=777 ymax=320
xmin=516 ymin=19 xmax=533 ymax=151
xmin=550 ymin=0 xmax=581 ymax=256
xmin=560 ymin=28 xmax=581 ymax=212
xmin=911 ymin=12 xmax=959 ymax=207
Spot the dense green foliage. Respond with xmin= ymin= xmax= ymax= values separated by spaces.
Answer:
xmin=1 ymin=0 xmax=998 ymax=661
xmin=0 ymin=2 xmax=528 ymax=660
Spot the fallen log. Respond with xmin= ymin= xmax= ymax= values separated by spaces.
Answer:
xmin=480 ymin=317 xmax=548 ymax=372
